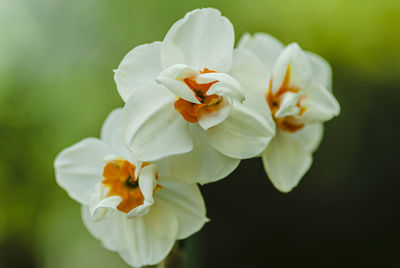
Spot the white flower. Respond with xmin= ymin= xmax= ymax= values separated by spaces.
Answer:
xmin=114 ymin=8 xmax=275 ymax=184
xmin=54 ymin=108 xmax=208 ymax=267
xmin=232 ymin=33 xmax=340 ymax=192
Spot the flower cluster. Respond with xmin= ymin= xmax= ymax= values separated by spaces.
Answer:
xmin=54 ymin=8 xmax=339 ymax=267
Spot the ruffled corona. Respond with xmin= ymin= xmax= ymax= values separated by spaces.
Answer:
xmin=102 ymin=159 xmax=161 ymax=213
xmin=174 ymin=68 xmax=223 ymax=123
xmin=266 ymin=65 xmax=306 ymax=133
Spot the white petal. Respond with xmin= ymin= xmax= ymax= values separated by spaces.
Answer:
xmin=168 ymin=124 xmax=240 ymax=184
xmin=126 ymin=203 xmax=152 ymax=218
xmin=114 ymin=42 xmax=162 ymax=102
xmin=206 ymin=100 xmax=275 ymax=159
xmin=299 ymin=83 xmax=340 ymax=123
xmin=81 ymin=206 xmax=121 ymax=252
xmin=198 ymin=96 xmax=232 ymax=130
xmin=82 ymin=203 xmax=179 ymax=267
xmin=134 ymin=160 xmax=142 ymax=179
xmin=138 ymin=164 xmax=158 ymax=201
xmin=118 ymin=203 xmax=179 ymax=267
xmin=306 ymin=51 xmax=332 ymax=91
xmin=230 ymin=46 xmax=269 ymax=97
xmin=275 ymin=91 xmax=303 ymax=118
xmin=100 ymin=108 xmax=130 ymax=159
xmin=230 ymin=47 xmax=276 ymax=132
xmin=152 ymin=159 xmax=174 ymax=182
xmin=100 ymin=108 xmax=122 ymax=147
xmin=121 ymin=84 xmax=193 ymax=161
xmin=156 ymin=64 xmax=201 ymax=104
xmin=161 ymin=8 xmax=234 ymax=73
xmin=156 ymin=182 xmax=208 ymax=239
xmin=197 ymin=72 xmax=244 ymax=100
xmin=291 ymin=123 xmax=324 ymax=153
xmin=90 ymin=183 xmax=122 ymax=221
xmin=271 ymin=43 xmax=312 ymax=93
xmin=54 ymin=138 xmax=111 ymax=205
xmin=262 ymin=130 xmax=312 ymax=193
xmin=238 ymin=32 xmax=284 ymax=72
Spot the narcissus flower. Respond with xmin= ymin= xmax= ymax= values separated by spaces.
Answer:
xmin=54 ymin=108 xmax=208 ymax=267
xmin=233 ymin=33 xmax=340 ymax=192
xmin=114 ymin=8 xmax=275 ymax=184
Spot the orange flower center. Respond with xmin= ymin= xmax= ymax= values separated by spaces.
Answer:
xmin=174 ymin=68 xmax=223 ymax=123
xmin=266 ymin=65 xmax=307 ymax=133
xmin=102 ymin=159 xmax=161 ymax=213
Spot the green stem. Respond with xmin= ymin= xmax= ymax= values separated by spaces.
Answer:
xmin=147 ymin=243 xmax=181 ymax=268
xmin=156 ymin=259 xmax=166 ymax=268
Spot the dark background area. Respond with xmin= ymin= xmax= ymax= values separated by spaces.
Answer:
xmin=0 ymin=0 xmax=399 ymax=267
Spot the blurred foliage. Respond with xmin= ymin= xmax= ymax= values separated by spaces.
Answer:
xmin=0 ymin=0 xmax=399 ymax=267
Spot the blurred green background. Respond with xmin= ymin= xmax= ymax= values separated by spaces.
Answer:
xmin=1 ymin=0 xmax=399 ymax=267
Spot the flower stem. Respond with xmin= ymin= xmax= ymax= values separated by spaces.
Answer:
xmin=147 ymin=243 xmax=181 ymax=268
xmin=156 ymin=259 xmax=166 ymax=268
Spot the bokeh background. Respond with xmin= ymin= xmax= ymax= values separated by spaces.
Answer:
xmin=1 ymin=0 xmax=399 ymax=267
